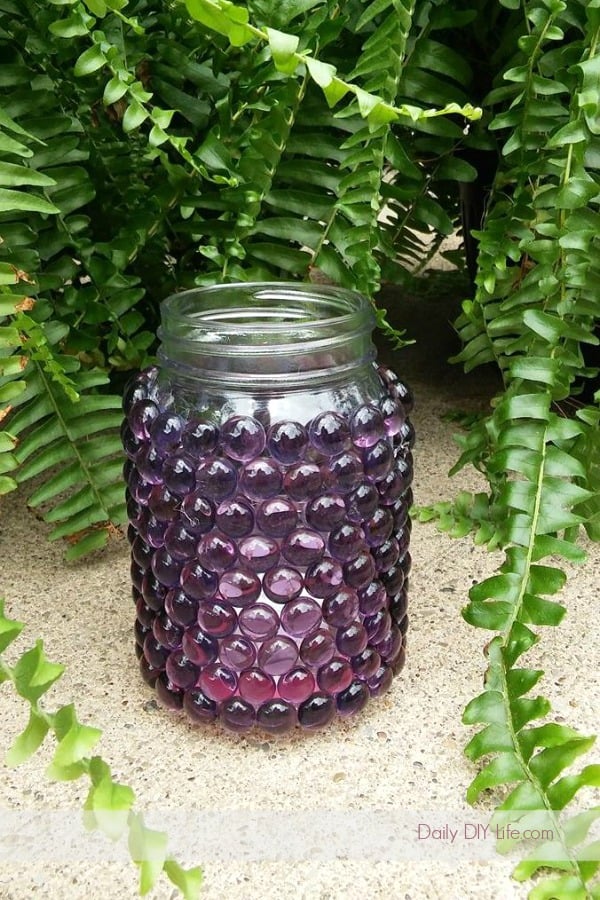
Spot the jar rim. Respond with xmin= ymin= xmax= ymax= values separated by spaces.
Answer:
xmin=160 ymin=282 xmax=373 ymax=338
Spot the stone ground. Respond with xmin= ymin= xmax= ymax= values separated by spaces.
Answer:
xmin=0 ymin=276 xmax=598 ymax=900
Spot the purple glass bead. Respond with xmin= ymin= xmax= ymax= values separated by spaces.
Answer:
xmin=180 ymin=561 xmax=219 ymax=600
xmin=343 ymin=552 xmax=376 ymax=591
xmin=322 ymin=587 xmax=360 ymax=628
xmin=256 ymin=498 xmax=298 ymax=537
xmin=128 ymin=399 xmax=159 ymax=440
xmin=128 ymin=468 xmax=154 ymax=504
xmin=397 ymin=419 xmax=416 ymax=450
xmin=336 ymin=622 xmax=368 ymax=657
xmin=199 ymin=664 xmax=238 ymax=702
xmin=238 ymin=535 xmax=279 ymax=572
xmin=258 ymin=636 xmax=299 ymax=676
xmin=395 ymin=522 xmax=411 ymax=557
xmin=298 ymin=693 xmax=335 ymax=729
xmin=398 ymin=612 xmax=409 ymax=635
xmin=350 ymin=404 xmax=385 ymax=448
xmin=181 ymin=418 xmax=219 ymax=458
xmin=329 ymin=451 xmax=364 ymax=492
xmin=136 ymin=595 xmax=155 ymax=629
xmin=164 ymin=588 xmax=198 ymax=628
xmin=309 ymin=412 xmax=350 ymax=456
xmin=305 ymin=559 xmax=344 ymax=599
xmin=367 ymin=663 xmax=393 ymax=697
xmin=183 ymin=688 xmax=217 ymax=724
xmin=328 ymin=524 xmax=365 ymax=562
xmin=305 ymin=494 xmax=347 ymax=532
xmin=136 ymin=445 xmax=164 ymax=484
xmin=378 ymin=463 xmax=411 ymax=505
xmin=180 ymin=491 xmax=214 ymax=535
xmin=381 ymin=563 xmax=405 ymax=596
xmin=123 ymin=371 xmax=152 ymax=412
xmin=132 ymin=535 xmax=153 ymax=568
xmin=163 ymin=452 xmax=197 ymax=496
xmin=196 ymin=456 xmax=238 ymax=501
xmin=134 ymin=619 xmax=150 ymax=648
xmin=215 ymin=497 xmax=254 ymax=538
xmin=278 ymin=667 xmax=316 ymax=704
xmin=358 ymin=580 xmax=387 ymax=616
xmin=363 ymin=439 xmax=394 ymax=482
xmin=395 ymin=380 xmax=414 ymax=413
xmin=144 ymin=514 xmax=168 ymax=549
xmin=267 ymin=421 xmax=308 ymax=464
xmin=182 ymin=625 xmax=218 ymax=666
xmin=317 ymin=658 xmax=353 ymax=694
xmin=263 ymin=566 xmax=303 ymax=604
xmin=352 ymin=647 xmax=381 ymax=679
xmin=300 ymin=628 xmax=336 ymax=667
xmin=165 ymin=650 xmax=201 ymax=690
xmin=364 ymin=609 xmax=392 ymax=644
xmin=221 ymin=697 xmax=256 ymax=733
xmin=143 ymin=633 xmax=169 ymax=670
xmin=393 ymin=643 xmax=407 ymax=674
xmin=390 ymin=588 xmax=408 ymax=624
xmin=221 ymin=415 xmax=266 ymax=462
xmin=239 ymin=603 xmax=280 ymax=641
xmin=336 ymin=680 xmax=369 ymax=716
xmin=282 ymin=528 xmax=325 ymax=567
xmin=139 ymin=655 xmax=160 ymax=687
xmin=380 ymin=397 xmax=405 ymax=437
xmin=219 ymin=635 xmax=257 ymax=670
xmin=197 ymin=599 xmax=237 ymax=637
xmin=283 ymin=463 xmax=323 ymax=501
xmin=151 ymin=548 xmax=183 ymax=588
xmin=377 ymin=624 xmax=402 ymax=665
xmin=392 ymin=498 xmax=410 ymax=531
xmin=238 ymin=668 xmax=276 ymax=706
xmin=197 ymin=532 xmax=238 ymax=572
xmin=155 ymin=673 xmax=184 ymax=710
xmin=152 ymin=612 xmax=183 ymax=650
xmin=280 ymin=597 xmax=322 ymax=637
xmin=141 ymin=571 xmax=168 ymax=611
xmin=131 ymin=560 xmax=145 ymax=592
xmin=372 ymin=537 xmax=400 ymax=574
xmin=218 ymin=568 xmax=261 ymax=607
xmin=121 ymin=422 xmax=142 ymax=460
xmin=363 ymin=507 xmax=394 ymax=547
xmin=148 ymin=484 xmax=179 ymax=522
xmin=256 ymin=699 xmax=296 ymax=734
xmin=240 ymin=458 xmax=282 ymax=500
xmin=163 ymin=522 xmax=197 ymax=560
xmin=149 ymin=411 xmax=184 ymax=451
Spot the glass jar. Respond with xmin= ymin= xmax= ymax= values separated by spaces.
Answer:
xmin=122 ymin=283 xmax=414 ymax=734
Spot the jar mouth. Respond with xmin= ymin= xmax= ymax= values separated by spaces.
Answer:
xmin=160 ymin=282 xmax=373 ymax=347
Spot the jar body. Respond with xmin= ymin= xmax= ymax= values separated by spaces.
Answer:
xmin=122 ymin=284 xmax=414 ymax=734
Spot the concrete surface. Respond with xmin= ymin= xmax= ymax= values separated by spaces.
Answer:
xmin=0 ymin=283 xmax=598 ymax=900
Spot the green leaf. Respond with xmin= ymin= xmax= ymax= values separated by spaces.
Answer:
xmin=467 ymin=753 xmax=525 ymax=804
xmin=5 ymin=709 xmax=50 ymax=767
xmin=48 ymin=709 xmax=102 ymax=779
xmin=163 ymin=859 xmax=204 ymax=900
xmin=128 ymin=813 xmax=169 ymax=895
xmin=0 ymin=599 xmax=24 ymax=652
xmin=74 ymin=45 xmax=106 ymax=77
xmin=13 ymin=641 xmax=64 ymax=703
xmin=0 ymin=163 xmax=55 ymax=188
xmin=84 ymin=758 xmax=135 ymax=840
xmin=266 ymin=28 xmax=299 ymax=75
xmin=0 ymin=188 xmax=59 ymax=215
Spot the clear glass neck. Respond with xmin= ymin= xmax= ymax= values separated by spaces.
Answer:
xmin=157 ymin=282 xmax=376 ymax=389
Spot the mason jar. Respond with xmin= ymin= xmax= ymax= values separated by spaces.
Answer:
xmin=122 ymin=283 xmax=414 ymax=734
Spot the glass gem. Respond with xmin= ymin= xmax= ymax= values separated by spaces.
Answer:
xmin=163 ymin=522 xmax=197 ymax=561
xmin=135 ymin=596 xmax=155 ymax=629
xmin=343 ymin=552 xmax=376 ymax=591
xmin=309 ymin=412 xmax=350 ymax=456
xmin=132 ymin=535 xmax=153 ymax=569
xmin=328 ymin=523 xmax=365 ymax=562
xmin=372 ymin=537 xmax=400 ymax=574
xmin=151 ymin=547 xmax=182 ymax=588
xmin=220 ymin=697 xmax=256 ymax=733
xmin=350 ymin=404 xmax=385 ymax=448
xmin=280 ymin=597 xmax=322 ymax=637
xmin=256 ymin=498 xmax=298 ymax=537
xmin=180 ymin=491 xmax=214 ymax=535
xmin=197 ymin=599 xmax=238 ymax=638
xmin=141 ymin=571 xmax=168 ymax=611
xmin=298 ymin=693 xmax=335 ymax=729
xmin=134 ymin=619 xmax=149 ymax=648
xmin=263 ymin=565 xmax=303 ymax=604
xmin=367 ymin=663 xmax=393 ymax=697
xmin=336 ymin=622 xmax=368 ymax=657
xmin=164 ymin=588 xmax=198 ymax=628
xmin=152 ymin=612 xmax=183 ymax=650
xmin=219 ymin=635 xmax=257 ymax=670
xmin=317 ymin=658 xmax=353 ymax=694
xmin=148 ymin=484 xmax=179 ymax=522
xmin=336 ymin=680 xmax=369 ymax=716
xmin=218 ymin=568 xmax=261 ymax=607
xmin=180 ymin=561 xmax=219 ymax=600
xmin=199 ymin=664 xmax=237 ymax=702
xmin=381 ymin=563 xmax=405 ymax=596
xmin=182 ymin=625 xmax=218 ymax=667
xmin=299 ymin=628 xmax=336 ymax=667
xmin=389 ymin=588 xmax=408 ymax=624
xmin=221 ymin=415 xmax=266 ymax=462
xmin=240 ymin=458 xmax=282 ymax=500
xmin=322 ymin=587 xmax=360 ymax=629
xmin=364 ymin=609 xmax=392 ymax=644
xmin=165 ymin=650 xmax=200 ymax=691
xmin=258 ymin=636 xmax=299 ymax=676
xmin=379 ymin=397 xmax=405 ymax=437
xmin=135 ymin=445 xmax=164 ymax=484
xmin=363 ymin=507 xmax=394 ymax=547
xmin=329 ymin=451 xmax=364 ymax=492
xmin=149 ymin=411 xmax=184 ymax=452
xmin=267 ymin=421 xmax=308 ymax=464
xmin=163 ymin=452 xmax=197 ymax=496
xmin=139 ymin=655 xmax=160 ymax=687
xmin=197 ymin=532 xmax=238 ymax=572
xmin=238 ymin=668 xmax=276 ymax=706
xmin=128 ymin=399 xmax=159 ymax=440
xmin=128 ymin=468 xmax=153 ymax=504
xmin=239 ymin=603 xmax=280 ymax=641
xmin=398 ymin=613 xmax=409 ymax=636
xmin=396 ymin=419 xmax=416 ymax=450
xmin=283 ymin=463 xmax=323 ymax=501
xmin=183 ymin=689 xmax=217 ymax=723
xmin=121 ymin=422 xmax=142 ymax=460
xmin=143 ymin=514 xmax=168 ymax=550
xmin=363 ymin=439 xmax=394 ymax=482
xmin=256 ymin=700 xmax=296 ymax=734
xmin=278 ymin=667 xmax=316 ymax=704
xmin=376 ymin=624 xmax=402 ymax=665
xmin=238 ymin=535 xmax=280 ymax=572
xmin=351 ymin=648 xmax=381 ymax=679
xmin=143 ymin=634 xmax=169 ymax=670
xmin=358 ymin=580 xmax=387 ymax=616
xmin=155 ymin=673 xmax=184 ymax=710
xmin=196 ymin=456 xmax=238 ymax=501
xmin=131 ymin=560 xmax=145 ymax=593
xmin=282 ymin=528 xmax=325 ymax=567
xmin=305 ymin=494 xmax=347 ymax=532
xmin=181 ymin=418 xmax=219 ymax=458
xmin=215 ymin=497 xmax=254 ymax=538
xmin=305 ymin=559 xmax=344 ymax=599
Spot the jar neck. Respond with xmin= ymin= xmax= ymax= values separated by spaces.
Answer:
xmin=157 ymin=283 xmax=377 ymax=390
